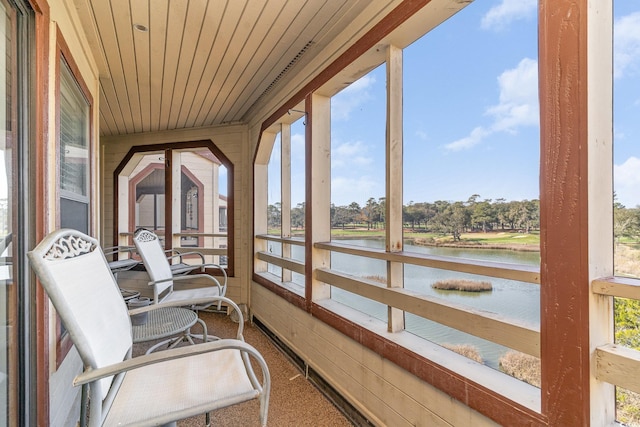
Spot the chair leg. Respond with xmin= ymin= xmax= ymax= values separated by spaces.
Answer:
xmin=185 ymin=318 xmax=219 ymax=342
xmin=80 ymin=383 xmax=87 ymax=427
xmin=206 ymin=412 xmax=211 ymax=427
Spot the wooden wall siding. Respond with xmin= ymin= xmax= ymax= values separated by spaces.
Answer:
xmin=251 ymin=284 xmax=500 ymax=427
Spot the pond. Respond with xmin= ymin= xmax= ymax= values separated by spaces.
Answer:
xmin=266 ymin=238 xmax=541 ymax=369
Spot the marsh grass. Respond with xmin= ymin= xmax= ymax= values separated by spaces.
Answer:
xmin=363 ymin=275 xmax=386 ymax=284
xmin=432 ymin=279 xmax=492 ymax=292
xmin=499 ymin=351 xmax=541 ymax=388
xmin=442 ymin=344 xmax=483 ymax=363
xmin=615 ymin=243 xmax=640 ymax=278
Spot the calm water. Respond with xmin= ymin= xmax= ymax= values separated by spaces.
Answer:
xmin=267 ymin=238 xmax=541 ymax=369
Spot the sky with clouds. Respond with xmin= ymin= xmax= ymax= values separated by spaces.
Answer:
xmin=269 ymin=1 xmax=640 ymax=209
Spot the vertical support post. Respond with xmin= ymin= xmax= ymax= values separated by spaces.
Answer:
xmin=586 ymin=1 xmax=615 ymax=424
xmin=386 ymin=45 xmax=404 ymax=332
xmin=254 ymin=132 xmax=278 ymax=274
xmin=539 ymin=0 xmax=613 ymax=424
xmin=306 ymin=94 xmax=331 ymax=307
xmin=281 ymin=123 xmax=292 ymax=283
xmin=170 ymin=149 xmax=181 ymax=251
xmin=117 ymin=173 xmax=130 ymax=246
xmin=211 ymin=162 xmax=220 ymax=265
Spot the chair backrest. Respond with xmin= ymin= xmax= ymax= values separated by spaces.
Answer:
xmin=133 ymin=229 xmax=174 ymax=299
xmin=28 ymin=229 xmax=132 ymax=400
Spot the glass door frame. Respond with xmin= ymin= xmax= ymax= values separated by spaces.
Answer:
xmin=113 ymin=140 xmax=234 ymax=276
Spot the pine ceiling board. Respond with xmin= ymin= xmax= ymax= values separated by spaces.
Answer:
xmin=130 ymin=0 xmax=151 ymax=133
xmin=174 ymin=0 xmax=227 ymax=130
xmin=91 ymin=0 xmax=135 ymax=134
xmin=98 ymin=78 xmax=122 ymax=135
xmin=204 ymin=0 xmax=285 ymax=125
xmin=211 ymin=0 xmax=297 ymax=124
xmin=166 ymin=0 xmax=209 ymax=130
xmin=184 ymin=0 xmax=245 ymax=129
xmin=227 ymin=0 xmax=331 ymax=122
xmin=148 ymin=0 xmax=169 ymax=132
xmin=202 ymin=0 xmax=324 ymax=126
xmin=98 ymin=83 xmax=119 ymax=136
xmin=110 ymin=0 xmax=144 ymax=133
xmin=157 ymin=0 xmax=189 ymax=132
xmin=312 ymin=0 xmax=372 ymax=44
xmin=194 ymin=0 xmax=264 ymax=127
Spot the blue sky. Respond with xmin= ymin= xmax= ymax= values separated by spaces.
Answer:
xmin=271 ymin=0 xmax=640 ymax=209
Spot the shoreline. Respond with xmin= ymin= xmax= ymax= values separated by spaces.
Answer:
xmin=410 ymin=239 xmax=540 ymax=253
xmin=328 ymin=234 xmax=541 ymax=253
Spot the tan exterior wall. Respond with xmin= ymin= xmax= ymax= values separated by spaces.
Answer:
xmin=251 ymin=284 xmax=498 ymax=427
xmin=45 ymin=0 xmax=103 ymax=424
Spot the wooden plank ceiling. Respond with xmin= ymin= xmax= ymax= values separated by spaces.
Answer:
xmin=75 ymin=0 xmax=371 ymax=137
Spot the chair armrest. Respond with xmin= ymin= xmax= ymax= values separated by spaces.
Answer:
xmin=165 ymin=250 xmax=205 ymax=264
xmin=103 ymin=246 xmax=136 ymax=256
xmin=200 ymin=263 xmax=228 ymax=285
xmin=73 ymin=338 xmax=268 ymax=388
xmin=148 ymin=273 xmax=223 ymax=294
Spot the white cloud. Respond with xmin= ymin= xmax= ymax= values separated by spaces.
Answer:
xmin=481 ymin=0 xmax=536 ymax=31
xmin=332 ymin=140 xmax=373 ymax=168
xmin=415 ymin=130 xmax=428 ymax=141
xmin=331 ymin=176 xmax=378 ymax=206
xmin=445 ymin=58 xmax=539 ymax=152
xmin=445 ymin=127 xmax=489 ymax=151
xmin=614 ymin=12 xmax=640 ymax=79
xmin=331 ymin=74 xmax=376 ymax=121
xmin=615 ymin=156 xmax=640 ymax=207
xmin=487 ymin=57 xmax=539 ymax=132
xmin=292 ymin=132 xmax=305 ymax=148
xmin=291 ymin=132 xmax=305 ymax=163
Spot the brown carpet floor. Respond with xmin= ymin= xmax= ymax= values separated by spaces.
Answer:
xmin=132 ymin=310 xmax=354 ymax=426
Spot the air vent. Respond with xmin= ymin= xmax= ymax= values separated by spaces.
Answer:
xmin=255 ymin=41 xmax=315 ymax=103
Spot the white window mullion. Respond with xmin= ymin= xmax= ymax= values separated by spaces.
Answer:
xmin=281 ymin=123 xmax=292 ymax=283
xmin=386 ymin=45 xmax=404 ymax=332
xmin=309 ymin=94 xmax=331 ymax=301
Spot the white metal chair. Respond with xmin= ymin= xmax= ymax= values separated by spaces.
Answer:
xmin=133 ymin=228 xmax=227 ymax=310
xmin=103 ymin=245 xmax=140 ymax=274
xmin=28 ymin=229 xmax=270 ymax=427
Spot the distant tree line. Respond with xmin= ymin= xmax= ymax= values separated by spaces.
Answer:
xmin=267 ymin=194 xmax=640 ymax=242
xmin=614 ymin=200 xmax=640 ymax=242
xmin=267 ymin=194 xmax=541 ymax=240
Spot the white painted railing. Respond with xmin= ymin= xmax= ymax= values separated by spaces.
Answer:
xmin=255 ymin=234 xmax=540 ymax=357
xmin=593 ymin=277 xmax=640 ymax=394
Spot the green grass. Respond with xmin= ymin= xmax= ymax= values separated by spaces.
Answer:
xmin=459 ymin=231 xmax=540 ymax=246
xmin=270 ymin=227 xmax=543 ymax=248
